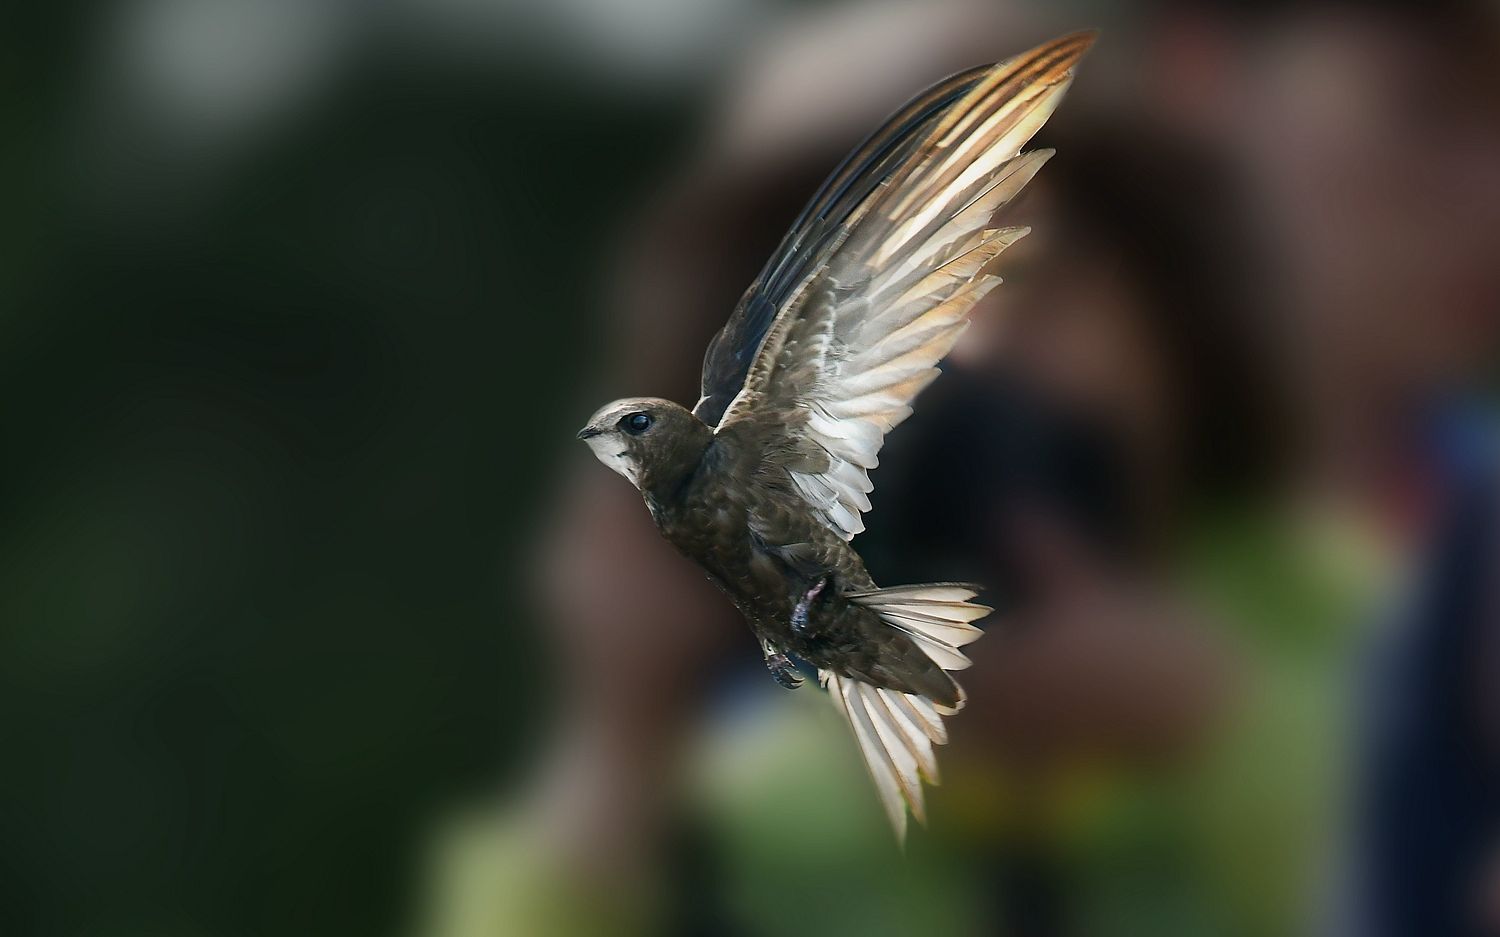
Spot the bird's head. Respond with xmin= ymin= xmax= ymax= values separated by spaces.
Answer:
xmin=576 ymin=397 xmax=708 ymax=490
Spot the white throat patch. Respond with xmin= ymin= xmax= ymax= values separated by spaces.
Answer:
xmin=584 ymin=435 xmax=642 ymax=488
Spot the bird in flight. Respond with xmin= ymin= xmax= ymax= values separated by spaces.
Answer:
xmin=578 ymin=32 xmax=1093 ymax=840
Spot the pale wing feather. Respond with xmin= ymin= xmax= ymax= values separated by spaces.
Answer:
xmin=821 ymin=584 xmax=996 ymax=838
xmin=693 ymin=65 xmax=999 ymax=427
xmin=718 ymin=33 xmax=1092 ymax=540
xmin=825 ymin=670 xmax=909 ymax=842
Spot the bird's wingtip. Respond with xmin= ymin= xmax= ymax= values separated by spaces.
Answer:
xmin=1058 ymin=28 xmax=1100 ymax=56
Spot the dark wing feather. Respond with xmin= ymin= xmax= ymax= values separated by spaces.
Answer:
xmin=717 ymin=32 xmax=1094 ymax=540
xmin=692 ymin=66 xmax=991 ymax=428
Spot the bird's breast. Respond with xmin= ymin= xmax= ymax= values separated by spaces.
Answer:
xmin=651 ymin=480 xmax=777 ymax=601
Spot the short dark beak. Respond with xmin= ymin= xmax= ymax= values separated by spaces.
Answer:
xmin=577 ymin=426 xmax=603 ymax=440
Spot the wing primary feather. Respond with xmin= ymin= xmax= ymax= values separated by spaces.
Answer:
xmin=859 ymin=682 xmax=927 ymax=824
xmin=693 ymin=66 xmax=994 ymax=427
xmin=823 ymin=669 xmax=977 ymax=838
xmin=876 ymin=687 xmax=941 ymax=783
xmin=712 ymin=33 xmax=1091 ymax=540
xmin=829 ymin=672 xmax=909 ymax=842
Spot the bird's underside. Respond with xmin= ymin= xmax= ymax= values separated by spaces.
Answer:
xmin=577 ymin=31 xmax=1094 ymax=841
xmin=646 ymin=445 xmax=965 ymax=707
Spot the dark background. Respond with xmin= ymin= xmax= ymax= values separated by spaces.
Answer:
xmin=6 ymin=2 xmax=1500 ymax=936
xmin=1 ymin=8 xmax=696 ymax=933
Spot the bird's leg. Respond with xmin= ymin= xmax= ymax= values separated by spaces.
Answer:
xmin=760 ymin=637 xmax=803 ymax=690
xmin=791 ymin=576 xmax=828 ymax=633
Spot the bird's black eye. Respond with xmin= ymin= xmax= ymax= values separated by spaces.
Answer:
xmin=621 ymin=412 xmax=653 ymax=435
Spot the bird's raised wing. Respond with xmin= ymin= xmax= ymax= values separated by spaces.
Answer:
xmin=705 ymin=32 xmax=1093 ymax=540
xmin=692 ymin=63 xmax=992 ymax=429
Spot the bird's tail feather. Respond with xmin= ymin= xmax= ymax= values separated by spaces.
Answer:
xmin=821 ymin=582 xmax=991 ymax=842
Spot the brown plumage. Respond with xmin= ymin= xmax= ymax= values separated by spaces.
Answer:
xmin=578 ymin=32 xmax=1093 ymax=840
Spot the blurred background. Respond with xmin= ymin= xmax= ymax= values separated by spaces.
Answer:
xmin=4 ymin=1 xmax=1500 ymax=935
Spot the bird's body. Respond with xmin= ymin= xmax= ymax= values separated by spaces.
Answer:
xmin=625 ymin=410 xmax=959 ymax=704
xmin=577 ymin=32 xmax=1093 ymax=839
